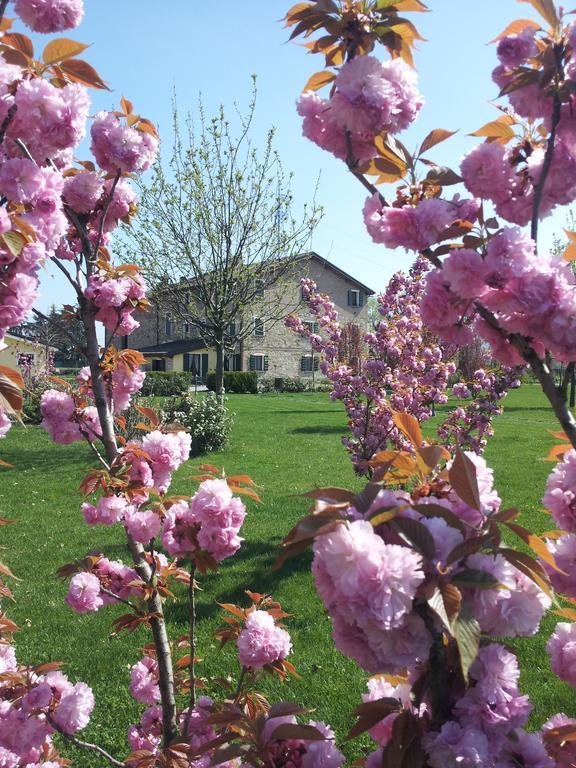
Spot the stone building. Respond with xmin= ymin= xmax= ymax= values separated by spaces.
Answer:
xmin=121 ymin=252 xmax=374 ymax=380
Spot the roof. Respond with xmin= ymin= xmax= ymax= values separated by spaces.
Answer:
xmin=139 ymin=339 xmax=209 ymax=356
xmin=299 ymin=252 xmax=375 ymax=295
xmin=150 ymin=251 xmax=375 ymax=298
xmin=4 ymin=333 xmax=59 ymax=352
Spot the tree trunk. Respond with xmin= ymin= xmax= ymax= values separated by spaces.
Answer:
xmin=571 ymin=365 xmax=576 ymax=409
xmin=81 ymin=299 xmax=179 ymax=745
xmin=215 ymin=338 xmax=225 ymax=399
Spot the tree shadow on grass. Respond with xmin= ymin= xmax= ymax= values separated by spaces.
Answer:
xmin=502 ymin=406 xmax=561 ymax=413
xmin=165 ymin=543 xmax=313 ymax=625
xmin=291 ymin=425 xmax=346 ymax=435
xmin=272 ymin=409 xmax=343 ymax=415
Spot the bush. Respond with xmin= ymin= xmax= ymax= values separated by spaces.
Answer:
xmin=258 ymin=377 xmax=318 ymax=393
xmin=206 ymin=371 xmax=257 ymax=394
xmin=162 ymin=391 xmax=233 ymax=454
xmin=140 ymin=372 xmax=194 ymax=396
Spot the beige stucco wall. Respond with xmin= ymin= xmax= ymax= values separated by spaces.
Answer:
xmin=0 ymin=336 xmax=53 ymax=373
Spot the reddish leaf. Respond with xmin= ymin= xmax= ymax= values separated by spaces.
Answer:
xmin=419 ymin=128 xmax=457 ymax=156
xmin=449 ymin=449 xmax=481 ymax=510
xmin=503 ymin=521 xmax=564 ymax=572
xmin=490 ymin=18 xmax=540 ymax=41
xmin=58 ymin=58 xmax=109 ymax=89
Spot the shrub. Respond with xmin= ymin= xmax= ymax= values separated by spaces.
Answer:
xmin=140 ymin=371 xmax=194 ymax=396
xmin=162 ymin=391 xmax=233 ymax=454
xmin=206 ymin=371 xmax=258 ymax=394
xmin=258 ymin=377 xmax=315 ymax=393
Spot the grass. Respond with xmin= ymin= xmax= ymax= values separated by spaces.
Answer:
xmin=0 ymin=386 xmax=573 ymax=763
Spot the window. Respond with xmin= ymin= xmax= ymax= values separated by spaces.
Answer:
xmin=300 ymin=355 xmax=319 ymax=373
xmin=183 ymin=321 xmax=191 ymax=335
xmin=347 ymin=289 xmax=363 ymax=307
xmin=301 ymin=285 xmax=311 ymax=301
xmin=165 ymin=313 xmax=173 ymax=336
xmin=249 ymin=354 xmax=268 ymax=372
xmin=255 ymin=278 xmax=265 ymax=298
xmin=253 ymin=318 xmax=265 ymax=337
xmin=303 ymin=321 xmax=319 ymax=334
xmin=226 ymin=320 xmax=237 ymax=337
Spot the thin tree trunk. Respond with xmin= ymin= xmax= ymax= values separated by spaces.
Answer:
xmin=81 ymin=299 xmax=179 ymax=745
xmin=215 ymin=338 xmax=225 ymax=399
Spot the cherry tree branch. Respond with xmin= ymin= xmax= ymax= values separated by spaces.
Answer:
xmin=46 ymin=714 xmax=125 ymax=768
xmin=182 ymin=561 xmax=197 ymax=736
xmin=474 ymin=302 xmax=576 ymax=448
xmin=531 ymin=46 xmax=563 ymax=242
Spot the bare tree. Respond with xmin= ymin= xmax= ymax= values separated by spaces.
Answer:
xmin=118 ymin=82 xmax=321 ymax=394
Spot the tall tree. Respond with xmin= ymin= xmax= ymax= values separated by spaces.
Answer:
xmin=119 ymin=84 xmax=320 ymax=394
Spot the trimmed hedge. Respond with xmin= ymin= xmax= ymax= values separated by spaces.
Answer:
xmin=140 ymin=372 xmax=194 ymax=396
xmin=206 ymin=371 xmax=258 ymax=394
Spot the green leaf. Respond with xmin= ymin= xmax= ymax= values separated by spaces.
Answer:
xmin=452 ymin=569 xmax=501 ymax=590
xmin=389 ymin=516 xmax=436 ymax=560
xmin=453 ymin=609 xmax=480 ymax=681
xmin=2 ymin=231 xmax=25 ymax=258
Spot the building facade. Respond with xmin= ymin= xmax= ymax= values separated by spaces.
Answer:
xmin=122 ymin=253 xmax=374 ymax=380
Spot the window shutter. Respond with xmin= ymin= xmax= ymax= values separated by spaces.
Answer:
xmin=347 ymin=290 xmax=353 ymax=306
xmin=183 ymin=353 xmax=190 ymax=372
xmin=314 ymin=357 xmax=319 ymax=372
xmin=359 ymin=291 xmax=364 ymax=306
xmin=249 ymin=355 xmax=256 ymax=371
xmin=313 ymin=321 xmax=319 ymax=334
xmin=264 ymin=355 xmax=269 ymax=372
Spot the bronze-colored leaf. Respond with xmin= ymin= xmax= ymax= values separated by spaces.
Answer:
xmin=392 ymin=411 xmax=423 ymax=448
xmin=449 ymin=449 xmax=481 ymax=510
xmin=2 ymin=32 xmax=33 ymax=57
xmin=58 ymin=58 xmax=109 ymax=89
xmin=517 ymin=0 xmax=558 ymax=28
xmin=470 ymin=115 xmax=516 ymax=143
xmin=490 ymin=18 xmax=541 ymax=42
xmin=419 ymin=128 xmax=457 ymax=156
xmin=42 ymin=37 xmax=89 ymax=65
xmin=302 ymin=69 xmax=336 ymax=92
xmin=503 ymin=521 xmax=564 ymax=572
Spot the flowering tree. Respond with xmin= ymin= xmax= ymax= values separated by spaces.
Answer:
xmin=287 ymin=255 xmax=520 ymax=468
xmin=275 ymin=0 xmax=576 ymax=764
xmin=4 ymin=0 xmax=576 ymax=766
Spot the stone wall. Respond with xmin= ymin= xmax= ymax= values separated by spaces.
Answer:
xmin=117 ymin=254 xmax=373 ymax=378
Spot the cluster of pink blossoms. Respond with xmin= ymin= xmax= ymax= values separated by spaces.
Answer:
xmin=39 ymin=388 xmax=101 ymax=444
xmin=84 ymin=271 xmax=146 ymax=335
xmin=12 ymin=0 xmax=83 ymax=33
xmin=162 ymin=478 xmax=246 ymax=562
xmin=458 ymin=23 xmax=576 ymax=227
xmin=363 ymin=193 xmax=479 ymax=252
xmin=236 ymin=610 xmax=292 ymax=669
xmin=287 ymin=260 xmax=454 ymax=468
xmin=439 ymin=366 xmax=522 ymax=453
xmin=66 ymin=556 xmax=142 ymax=613
xmin=0 ymin=650 xmax=94 ymax=765
xmin=76 ymin=431 xmax=192 ymax=545
xmin=255 ymin=714 xmax=344 ymax=768
xmin=307 ymin=454 xmax=557 ymax=766
xmin=40 ymin=355 xmax=147 ymax=444
xmin=297 ymin=54 xmax=422 ymax=162
xmin=91 ymin=111 xmax=159 ymax=175
xmin=77 ymin=362 xmax=145 ymax=413
xmin=421 ymin=226 xmax=576 ymax=365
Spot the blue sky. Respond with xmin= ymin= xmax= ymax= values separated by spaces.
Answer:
xmin=29 ymin=0 xmax=564 ymax=311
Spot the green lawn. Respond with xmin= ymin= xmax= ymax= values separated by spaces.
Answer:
xmin=0 ymin=386 xmax=573 ymax=763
